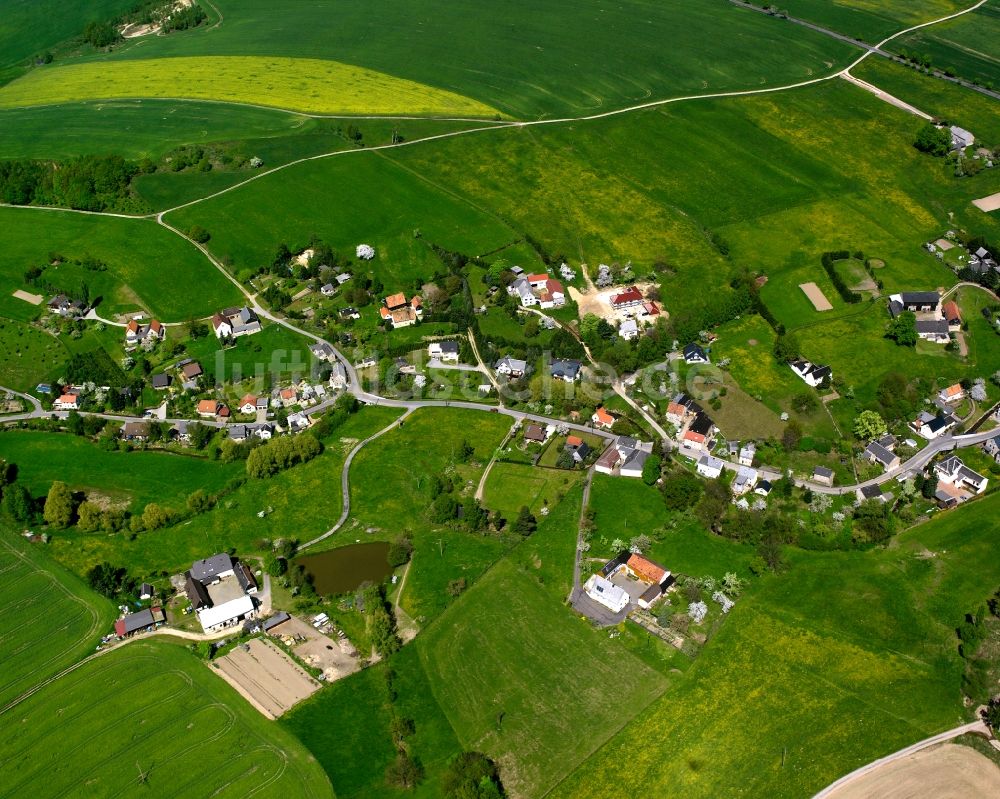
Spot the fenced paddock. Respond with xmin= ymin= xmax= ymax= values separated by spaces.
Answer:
xmin=800 ymin=282 xmax=833 ymax=311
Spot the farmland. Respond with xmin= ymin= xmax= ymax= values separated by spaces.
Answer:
xmin=48 ymin=0 xmax=858 ymax=119
xmin=0 ymin=208 xmax=242 ymax=320
xmin=0 ymin=639 xmax=333 ymax=798
xmin=551 ymin=492 xmax=1000 ymax=798
xmin=890 ymin=2 xmax=1000 ymax=88
xmin=417 ymin=553 xmax=668 ymax=797
xmin=779 ymin=0 xmax=968 ymax=40
xmin=0 ymin=431 xmax=244 ymax=512
xmin=0 ymin=534 xmax=114 ymax=710
xmin=0 ymin=56 xmax=502 ymax=117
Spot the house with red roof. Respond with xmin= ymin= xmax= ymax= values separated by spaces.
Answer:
xmin=943 ymin=300 xmax=962 ymax=331
xmin=53 ymin=393 xmax=79 ymax=411
xmin=380 ymin=293 xmax=422 ymax=328
xmin=125 ymin=318 xmax=165 ymax=347
xmin=592 ymin=407 xmax=616 ymax=430
xmin=610 ymin=286 xmax=644 ymax=311
xmin=238 ymin=394 xmax=258 ymax=414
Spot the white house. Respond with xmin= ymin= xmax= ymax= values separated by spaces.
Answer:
xmin=731 ymin=465 xmax=758 ymax=496
xmin=738 ymin=443 xmax=755 ymax=467
xmin=428 ymin=341 xmax=460 ymax=362
xmin=495 ymin=356 xmax=527 ymax=379
xmin=697 ymin=455 xmax=725 ymax=479
xmin=212 ymin=306 xmax=261 ymax=338
xmin=790 ymin=360 xmax=832 ymax=387
xmin=197 ymin=594 xmax=256 ymax=632
xmin=938 ymin=383 xmax=965 ymax=404
xmin=619 ymin=318 xmax=639 ymax=340
xmin=935 ymin=455 xmax=988 ymax=494
xmin=583 ymin=574 xmax=629 ymax=613
xmin=53 ymin=393 xmax=79 ymax=410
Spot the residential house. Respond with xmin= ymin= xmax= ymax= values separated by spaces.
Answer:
xmin=428 ymin=341 xmax=460 ymax=362
xmin=731 ymin=465 xmax=758 ymax=496
xmin=238 ymin=394 xmax=258 ymax=415
xmin=592 ymin=407 xmax=616 ymax=430
xmin=340 ymin=307 xmax=361 ymax=320
xmin=191 ymin=553 xmax=236 ymax=584
xmin=228 ymin=424 xmax=250 ymax=442
xmin=564 ymin=435 xmax=591 ymax=463
xmin=122 ymin=421 xmax=150 ymax=441
xmin=212 ymin=306 xmax=262 ymax=338
xmin=320 ymin=283 xmax=336 ymax=297
xmin=641 ymin=300 xmax=661 ymax=318
xmin=524 ymin=424 xmax=548 ymax=444
xmin=935 ymin=455 xmax=988 ymax=494
xmin=46 ymin=294 xmax=86 ymax=318
xmin=583 ymin=574 xmax=630 ymax=612
xmin=53 ymin=393 xmax=79 ymax=411
xmin=683 ymin=343 xmax=709 ymax=365
xmin=279 ymin=388 xmax=299 ymax=408
xmin=171 ymin=421 xmax=192 ymax=442
xmin=610 ymin=286 xmax=645 ymax=312
xmin=666 ymin=394 xmax=697 ymax=427
xmin=856 ymin=484 xmax=892 ymax=504
xmin=139 ymin=583 xmax=155 ymax=601
xmin=697 ymin=455 xmax=725 ymax=479
xmin=624 ymin=553 xmax=672 ymax=585
xmin=255 ymin=423 xmax=275 ymax=440
xmin=915 ymin=319 xmax=950 ymax=344
xmin=309 ymin=341 xmax=336 ymax=362
xmin=942 ymin=301 xmax=962 ymax=331
xmin=950 ymin=125 xmax=975 ymax=151
xmin=537 ymin=278 xmax=565 ymax=309
xmin=329 ymin=362 xmax=348 ymax=389
xmin=594 ymin=445 xmax=623 ymax=475
xmin=984 ymin=434 xmax=1000 ymax=463
xmin=790 ymin=359 xmax=832 ymax=388
xmin=812 ymin=466 xmax=834 ymax=487
xmin=180 ymin=361 xmax=203 ymax=382
xmin=125 ymin=318 xmax=164 ymax=347
xmin=151 ymin=374 xmax=171 ymax=391
xmin=287 ymin=411 xmax=311 ymax=431
xmin=939 ymin=383 xmax=965 ymax=404
xmin=755 ymin=480 xmax=772 ymax=497
xmin=619 ymin=318 xmax=639 ymax=340
xmin=911 ymin=410 xmax=957 ymax=441
xmin=550 ymin=359 xmax=582 ymax=382
xmin=595 ymin=435 xmax=652 ymax=478
xmin=864 ymin=440 xmax=900 ymax=471
xmin=507 ymin=276 xmax=537 ymax=307
xmin=495 ymin=356 xmax=527 ymax=379
xmin=379 ymin=293 xmax=423 ymax=328
xmin=335 ymin=272 xmax=352 ymax=285
xmin=196 ymin=399 xmax=228 ymax=419
xmin=682 ymin=412 xmax=715 ymax=452
xmin=738 ymin=443 xmax=756 ymax=467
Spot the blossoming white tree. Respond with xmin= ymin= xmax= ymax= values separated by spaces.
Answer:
xmin=688 ymin=601 xmax=708 ymax=624
xmin=356 ymin=244 xmax=375 ymax=260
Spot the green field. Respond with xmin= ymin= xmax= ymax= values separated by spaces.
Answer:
xmin=779 ymin=0 xmax=968 ymax=41
xmin=550 ymin=492 xmax=1000 ymax=798
xmin=0 ymin=534 xmax=115 ymax=710
xmin=167 ymin=149 xmax=524 ymax=286
xmin=1 ymin=639 xmax=333 ymax=797
xmin=0 ymin=0 xmax=135 ymax=84
xmin=0 ymin=431 xmax=244 ymax=512
xmin=38 ymin=0 xmax=858 ymax=119
xmin=47 ymin=406 xmax=402 ymax=578
xmin=0 ymin=207 xmax=242 ymax=320
xmin=418 ymin=554 xmax=668 ymax=797
xmin=482 ymin=460 xmax=583 ymax=519
xmin=890 ymin=2 xmax=1000 ymax=88
xmin=853 ymin=57 xmax=1000 ymax=141
xmin=0 ymin=56 xmax=501 ymax=116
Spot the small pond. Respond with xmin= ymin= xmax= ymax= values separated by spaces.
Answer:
xmin=297 ymin=541 xmax=392 ymax=595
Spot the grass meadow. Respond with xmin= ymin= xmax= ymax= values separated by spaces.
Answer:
xmin=0 ymin=208 xmax=242 ymax=320
xmin=0 ymin=318 xmax=68 ymax=391
xmin=47 ymin=406 xmax=402 ymax=578
xmin=0 ymin=56 xmax=501 ymax=117
xmin=780 ymin=0 xmax=968 ymax=40
xmin=0 ymin=431 xmax=244 ymax=512
xmin=890 ymin=2 xmax=1000 ymax=88
xmin=0 ymin=0 xmax=134 ymax=84
xmin=167 ymin=149 xmax=526 ymax=289
xmin=482 ymin=461 xmax=583 ymax=519
xmin=0 ymin=639 xmax=333 ymax=798
xmin=853 ymin=58 xmax=1000 ymax=142
xmin=551 ymin=491 xmax=1000 ymax=798
xmin=417 ymin=553 xmax=668 ymax=797
xmin=52 ymin=0 xmax=857 ymax=119
xmin=0 ymin=533 xmax=115 ymax=710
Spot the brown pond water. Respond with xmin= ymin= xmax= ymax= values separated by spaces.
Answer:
xmin=297 ymin=542 xmax=392 ymax=595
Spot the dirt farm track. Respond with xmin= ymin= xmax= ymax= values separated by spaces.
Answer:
xmin=213 ymin=638 xmax=321 ymax=719
xmin=824 ymin=743 xmax=1000 ymax=799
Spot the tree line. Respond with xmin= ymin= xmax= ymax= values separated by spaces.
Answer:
xmin=0 ymin=155 xmax=149 ymax=213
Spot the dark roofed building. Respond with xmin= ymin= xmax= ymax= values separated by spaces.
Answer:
xmin=262 ymin=611 xmax=291 ymax=632
xmin=236 ymin=562 xmax=258 ymax=594
xmin=184 ymin=572 xmax=212 ymax=610
xmin=114 ymin=607 xmax=157 ymax=638
xmin=151 ymin=374 xmax=171 ymax=390
xmin=190 ymin=553 xmax=234 ymax=583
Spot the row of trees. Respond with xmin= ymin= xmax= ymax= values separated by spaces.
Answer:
xmin=245 ymin=433 xmax=322 ymax=478
xmin=820 ymin=251 xmax=862 ymax=304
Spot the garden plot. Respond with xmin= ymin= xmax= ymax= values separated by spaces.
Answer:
xmin=972 ymin=191 xmax=1000 ymax=213
xmin=799 ymin=282 xmax=833 ymax=311
xmin=214 ymin=638 xmax=321 ymax=718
